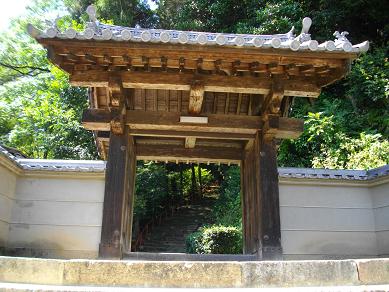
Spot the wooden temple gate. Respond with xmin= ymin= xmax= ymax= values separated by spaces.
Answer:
xmin=28 ymin=6 xmax=368 ymax=259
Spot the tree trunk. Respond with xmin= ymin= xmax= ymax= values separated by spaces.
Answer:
xmin=191 ymin=163 xmax=197 ymax=202
xmin=198 ymin=164 xmax=202 ymax=198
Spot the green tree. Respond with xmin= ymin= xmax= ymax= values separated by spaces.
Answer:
xmin=0 ymin=0 xmax=97 ymax=159
xmin=64 ymin=0 xmax=156 ymax=27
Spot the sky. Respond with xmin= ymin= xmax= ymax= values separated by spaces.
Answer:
xmin=0 ymin=0 xmax=30 ymax=31
xmin=0 ymin=0 xmax=157 ymax=31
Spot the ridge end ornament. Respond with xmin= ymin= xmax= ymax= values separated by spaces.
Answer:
xmin=296 ymin=17 xmax=312 ymax=43
xmin=334 ymin=31 xmax=353 ymax=52
xmin=86 ymin=5 xmax=98 ymax=22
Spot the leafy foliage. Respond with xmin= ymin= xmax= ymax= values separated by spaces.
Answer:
xmin=64 ymin=0 xmax=157 ymax=28
xmin=212 ymin=166 xmax=241 ymax=227
xmin=0 ymin=0 xmax=98 ymax=159
xmin=134 ymin=162 xmax=170 ymax=222
xmin=186 ymin=225 xmax=242 ymax=254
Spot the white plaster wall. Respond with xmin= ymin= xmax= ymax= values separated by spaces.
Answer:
xmin=279 ymin=183 xmax=377 ymax=259
xmin=370 ymin=183 xmax=389 ymax=256
xmin=1 ymin=160 xmax=388 ymax=260
xmin=0 ymin=166 xmax=17 ymax=247
xmin=7 ymin=176 xmax=105 ymax=258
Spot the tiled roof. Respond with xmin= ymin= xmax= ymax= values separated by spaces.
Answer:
xmin=1 ymin=145 xmax=388 ymax=180
xmin=27 ymin=5 xmax=369 ymax=54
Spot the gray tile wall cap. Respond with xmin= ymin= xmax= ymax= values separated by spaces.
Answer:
xmin=27 ymin=5 xmax=369 ymax=54
xmin=1 ymin=145 xmax=388 ymax=180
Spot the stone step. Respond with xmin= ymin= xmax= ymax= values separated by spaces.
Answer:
xmin=0 ymin=257 xmax=388 ymax=289
xmin=141 ymin=246 xmax=186 ymax=252
xmin=2 ymin=282 xmax=389 ymax=292
xmin=139 ymin=201 xmax=214 ymax=253
xmin=124 ymin=252 xmax=255 ymax=261
xmin=142 ymin=246 xmax=186 ymax=251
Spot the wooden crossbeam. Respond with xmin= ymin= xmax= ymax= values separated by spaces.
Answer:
xmin=86 ymin=110 xmax=303 ymax=139
xmin=136 ymin=144 xmax=242 ymax=163
xmin=83 ymin=109 xmax=262 ymax=134
xmin=264 ymin=115 xmax=304 ymax=139
xmin=70 ymin=71 xmax=321 ymax=97
xmin=122 ymin=129 xmax=254 ymax=140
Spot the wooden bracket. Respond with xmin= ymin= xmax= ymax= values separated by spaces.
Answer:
xmin=262 ymin=77 xmax=285 ymax=115
xmin=108 ymin=77 xmax=127 ymax=135
xmin=196 ymin=58 xmax=203 ymax=74
xmin=232 ymin=60 xmax=240 ymax=76
xmin=108 ymin=76 xmax=126 ymax=107
xmin=122 ymin=55 xmax=133 ymax=71
xmin=179 ymin=57 xmax=185 ymax=73
xmin=161 ymin=56 xmax=168 ymax=72
xmin=188 ymin=80 xmax=205 ymax=114
xmin=110 ymin=106 xmax=126 ymax=135
xmin=185 ymin=137 xmax=196 ymax=148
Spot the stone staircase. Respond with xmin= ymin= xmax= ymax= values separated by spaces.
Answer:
xmin=139 ymin=203 xmax=212 ymax=253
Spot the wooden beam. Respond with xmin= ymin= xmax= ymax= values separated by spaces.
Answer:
xmin=83 ymin=109 xmax=263 ymax=134
xmin=136 ymin=144 xmax=242 ymax=163
xmin=98 ymin=130 xmax=254 ymax=144
xmin=87 ymin=110 xmax=303 ymax=139
xmin=185 ymin=137 xmax=196 ymax=148
xmin=188 ymin=81 xmax=205 ymax=114
xmin=70 ymin=71 xmax=321 ymax=97
xmin=264 ymin=116 xmax=304 ymax=139
xmin=127 ymin=129 xmax=254 ymax=140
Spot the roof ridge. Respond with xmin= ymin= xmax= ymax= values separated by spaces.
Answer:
xmin=26 ymin=5 xmax=369 ymax=54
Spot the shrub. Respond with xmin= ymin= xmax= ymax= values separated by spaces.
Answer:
xmin=186 ymin=225 xmax=242 ymax=254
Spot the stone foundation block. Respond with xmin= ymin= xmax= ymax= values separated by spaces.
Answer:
xmin=356 ymin=259 xmax=389 ymax=285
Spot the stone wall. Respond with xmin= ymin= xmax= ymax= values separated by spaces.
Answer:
xmin=371 ymin=183 xmax=389 ymax=257
xmin=0 ymin=148 xmax=388 ymax=259
xmin=0 ymin=166 xmax=17 ymax=247
xmin=279 ymin=183 xmax=376 ymax=259
xmin=8 ymin=176 xmax=105 ymax=258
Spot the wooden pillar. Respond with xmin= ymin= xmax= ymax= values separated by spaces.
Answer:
xmin=258 ymin=134 xmax=282 ymax=259
xmin=122 ymin=134 xmax=137 ymax=254
xmin=99 ymin=127 xmax=136 ymax=258
xmin=241 ymin=139 xmax=259 ymax=254
xmin=241 ymin=132 xmax=282 ymax=260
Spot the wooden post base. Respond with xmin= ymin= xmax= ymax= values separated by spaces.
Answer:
xmin=259 ymin=246 xmax=283 ymax=260
xmin=99 ymin=243 xmax=121 ymax=259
